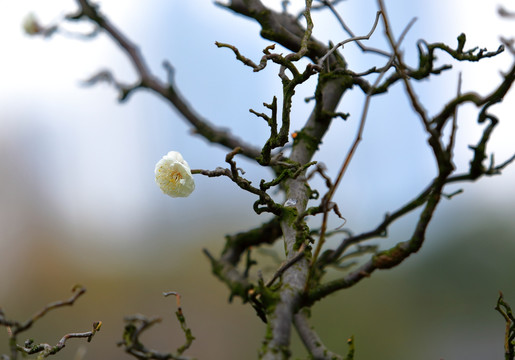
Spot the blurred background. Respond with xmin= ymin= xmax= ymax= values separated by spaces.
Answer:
xmin=1 ymin=0 xmax=514 ymax=359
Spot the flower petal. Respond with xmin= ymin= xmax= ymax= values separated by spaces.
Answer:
xmin=155 ymin=151 xmax=195 ymax=198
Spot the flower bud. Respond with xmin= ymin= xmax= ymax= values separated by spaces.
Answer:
xmin=22 ymin=13 xmax=41 ymax=35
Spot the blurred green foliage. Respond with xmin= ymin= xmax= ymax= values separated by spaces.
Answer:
xmin=1 ymin=206 xmax=514 ymax=359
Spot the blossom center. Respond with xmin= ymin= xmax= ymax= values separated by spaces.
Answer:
xmin=155 ymin=151 xmax=195 ymax=198
xmin=169 ymin=170 xmax=183 ymax=187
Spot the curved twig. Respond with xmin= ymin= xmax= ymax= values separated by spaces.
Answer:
xmin=69 ymin=0 xmax=262 ymax=160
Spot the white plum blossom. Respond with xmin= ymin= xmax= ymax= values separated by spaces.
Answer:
xmin=155 ymin=151 xmax=195 ymax=198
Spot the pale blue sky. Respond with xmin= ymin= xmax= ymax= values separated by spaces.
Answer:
xmin=1 ymin=0 xmax=513 ymax=251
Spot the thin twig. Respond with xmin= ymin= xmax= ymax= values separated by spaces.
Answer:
xmin=377 ymin=0 xmax=430 ymax=128
xmin=163 ymin=292 xmax=195 ymax=356
xmin=13 ymin=285 xmax=86 ymax=335
xmin=309 ymin=15 xmax=416 ymax=275
xmin=446 ymin=72 xmax=462 ymax=154
xmin=265 ymin=243 xmax=306 ymax=287
xmin=70 ymin=0 xmax=262 ymax=160
xmin=286 ymin=0 xmax=314 ymax=62
xmin=321 ymin=0 xmax=390 ymax=57
xmin=17 ymin=322 xmax=101 ymax=358
xmin=317 ymin=11 xmax=383 ymax=67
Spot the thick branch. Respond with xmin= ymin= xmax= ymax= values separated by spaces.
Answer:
xmin=261 ymin=68 xmax=349 ymax=360
xmin=293 ymin=311 xmax=343 ymax=360
xmin=222 ymin=218 xmax=283 ymax=265
xmin=432 ymin=61 xmax=515 ymax=132
xmin=218 ymin=0 xmax=330 ymax=63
